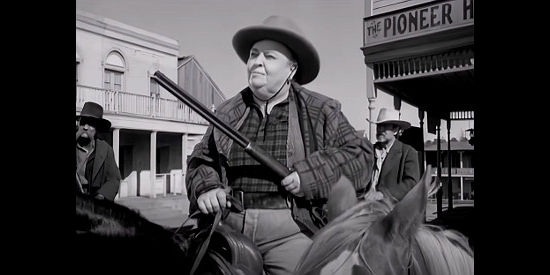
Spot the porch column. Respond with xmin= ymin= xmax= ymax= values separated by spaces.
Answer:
xmin=419 ymin=109 xmax=426 ymax=222
xmin=436 ymin=121 xmax=442 ymax=218
xmin=366 ymin=65 xmax=376 ymax=142
xmin=460 ymin=151 xmax=464 ymax=200
xmin=113 ymin=128 xmax=120 ymax=166
xmin=447 ymin=118 xmax=453 ymax=211
xmin=182 ymin=133 xmax=188 ymax=172
xmin=368 ymin=98 xmax=376 ymax=141
xmin=182 ymin=133 xmax=188 ymax=196
xmin=460 ymin=177 xmax=464 ymax=201
xmin=150 ymin=131 xmax=157 ymax=198
xmin=418 ymin=109 xmax=425 ymax=175
xmin=113 ymin=128 xmax=120 ymax=200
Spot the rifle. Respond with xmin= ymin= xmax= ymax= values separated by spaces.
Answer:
xmin=152 ymin=71 xmax=291 ymax=179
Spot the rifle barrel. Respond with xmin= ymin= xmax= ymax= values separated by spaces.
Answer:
xmin=153 ymin=71 xmax=291 ymax=179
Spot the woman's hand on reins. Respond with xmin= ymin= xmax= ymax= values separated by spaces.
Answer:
xmin=197 ymin=188 xmax=232 ymax=214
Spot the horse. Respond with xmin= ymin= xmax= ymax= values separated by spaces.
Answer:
xmin=295 ymin=165 xmax=474 ymax=275
xmin=75 ymin=193 xmax=262 ymax=274
xmin=75 ymin=193 xmax=190 ymax=269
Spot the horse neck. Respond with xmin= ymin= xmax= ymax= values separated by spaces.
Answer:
xmin=411 ymin=225 xmax=474 ymax=275
xmin=76 ymin=194 xmax=168 ymax=237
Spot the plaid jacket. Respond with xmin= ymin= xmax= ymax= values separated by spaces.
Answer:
xmin=186 ymin=81 xmax=374 ymax=220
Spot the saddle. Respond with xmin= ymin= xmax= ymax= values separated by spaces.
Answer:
xmin=176 ymin=196 xmax=264 ymax=275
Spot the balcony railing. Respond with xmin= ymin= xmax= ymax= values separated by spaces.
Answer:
xmin=431 ymin=167 xmax=474 ymax=176
xmin=76 ymin=85 xmax=208 ymax=125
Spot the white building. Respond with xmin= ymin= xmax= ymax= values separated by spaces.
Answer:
xmin=76 ymin=10 xmax=224 ymax=199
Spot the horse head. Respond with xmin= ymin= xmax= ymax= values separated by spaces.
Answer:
xmin=296 ymin=166 xmax=473 ymax=275
xmin=75 ymin=193 xmax=190 ymax=266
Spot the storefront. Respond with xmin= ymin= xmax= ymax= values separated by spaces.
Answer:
xmin=362 ymin=0 xmax=474 ymax=216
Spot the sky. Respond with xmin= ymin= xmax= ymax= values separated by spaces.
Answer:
xmin=76 ymin=0 xmax=472 ymax=141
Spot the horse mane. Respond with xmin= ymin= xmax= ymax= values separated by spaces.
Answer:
xmin=297 ymin=197 xmax=474 ymax=275
xmin=296 ymin=198 xmax=394 ymax=273
xmin=412 ymin=224 xmax=474 ymax=275
xmin=75 ymin=193 xmax=193 ymax=267
xmin=75 ymin=194 xmax=164 ymax=237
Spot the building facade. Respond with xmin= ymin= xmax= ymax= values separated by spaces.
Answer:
xmin=76 ymin=10 xmax=224 ymax=199
xmin=425 ymin=140 xmax=474 ymax=200
xmin=362 ymin=0 xmax=474 ymax=213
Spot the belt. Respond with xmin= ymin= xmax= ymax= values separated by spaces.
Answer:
xmin=232 ymin=191 xmax=289 ymax=209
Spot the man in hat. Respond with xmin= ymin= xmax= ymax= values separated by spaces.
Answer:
xmin=186 ymin=16 xmax=373 ymax=273
xmin=76 ymin=102 xmax=121 ymax=201
xmin=366 ymin=108 xmax=420 ymax=202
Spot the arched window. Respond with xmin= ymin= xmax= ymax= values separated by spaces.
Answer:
xmin=104 ymin=51 xmax=126 ymax=91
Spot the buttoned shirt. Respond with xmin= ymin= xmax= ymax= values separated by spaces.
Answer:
xmin=371 ymin=139 xmax=395 ymax=191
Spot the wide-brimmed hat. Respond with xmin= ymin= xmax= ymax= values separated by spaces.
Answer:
xmin=77 ymin=102 xmax=111 ymax=131
xmin=232 ymin=15 xmax=320 ymax=85
xmin=367 ymin=108 xmax=411 ymax=130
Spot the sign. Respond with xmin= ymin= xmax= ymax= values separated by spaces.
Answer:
xmin=364 ymin=0 xmax=474 ymax=47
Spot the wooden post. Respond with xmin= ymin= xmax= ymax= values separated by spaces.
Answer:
xmin=182 ymin=133 xmax=188 ymax=196
xmin=113 ymin=128 xmax=120 ymax=200
xmin=150 ymin=131 xmax=157 ymax=198
xmin=436 ymin=121 xmax=443 ymax=218
xmin=418 ymin=109 xmax=425 ymax=175
xmin=447 ymin=118 xmax=453 ymax=211
xmin=368 ymin=97 xmax=376 ymax=141
xmin=182 ymin=133 xmax=188 ymax=172
xmin=419 ymin=109 xmax=426 ymax=222
xmin=460 ymin=151 xmax=464 ymax=200
xmin=366 ymin=63 xmax=377 ymax=142
xmin=460 ymin=177 xmax=464 ymax=201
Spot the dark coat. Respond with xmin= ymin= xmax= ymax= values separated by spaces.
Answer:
xmin=375 ymin=140 xmax=420 ymax=202
xmin=79 ymin=139 xmax=121 ymax=201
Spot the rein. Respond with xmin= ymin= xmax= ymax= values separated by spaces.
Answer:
xmin=173 ymin=194 xmax=244 ymax=275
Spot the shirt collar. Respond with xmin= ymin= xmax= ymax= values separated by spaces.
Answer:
xmin=385 ymin=139 xmax=395 ymax=153
xmin=250 ymin=88 xmax=290 ymax=117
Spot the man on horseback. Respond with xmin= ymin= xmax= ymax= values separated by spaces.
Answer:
xmin=76 ymin=102 xmax=121 ymax=201
xmin=366 ymin=108 xmax=420 ymax=202
xmin=186 ymin=15 xmax=374 ymax=274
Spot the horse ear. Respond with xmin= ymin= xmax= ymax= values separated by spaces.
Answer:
xmin=327 ymin=175 xmax=358 ymax=222
xmin=373 ymin=165 xmax=434 ymax=240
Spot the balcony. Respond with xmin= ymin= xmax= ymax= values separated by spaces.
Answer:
xmin=431 ymin=167 xmax=474 ymax=177
xmin=76 ymin=85 xmax=208 ymax=125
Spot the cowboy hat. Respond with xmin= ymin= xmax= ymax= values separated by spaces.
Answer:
xmin=77 ymin=102 xmax=111 ymax=131
xmin=366 ymin=108 xmax=411 ymax=130
xmin=232 ymin=15 xmax=320 ymax=85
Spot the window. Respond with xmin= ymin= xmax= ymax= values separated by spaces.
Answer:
xmin=105 ymin=52 xmax=125 ymax=68
xmin=150 ymin=77 xmax=160 ymax=97
xmin=104 ymin=51 xmax=126 ymax=91
xmin=104 ymin=69 xmax=124 ymax=91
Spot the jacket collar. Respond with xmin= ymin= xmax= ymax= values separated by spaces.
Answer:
xmin=380 ymin=139 xmax=403 ymax=175
xmin=91 ymin=139 xmax=107 ymax=183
